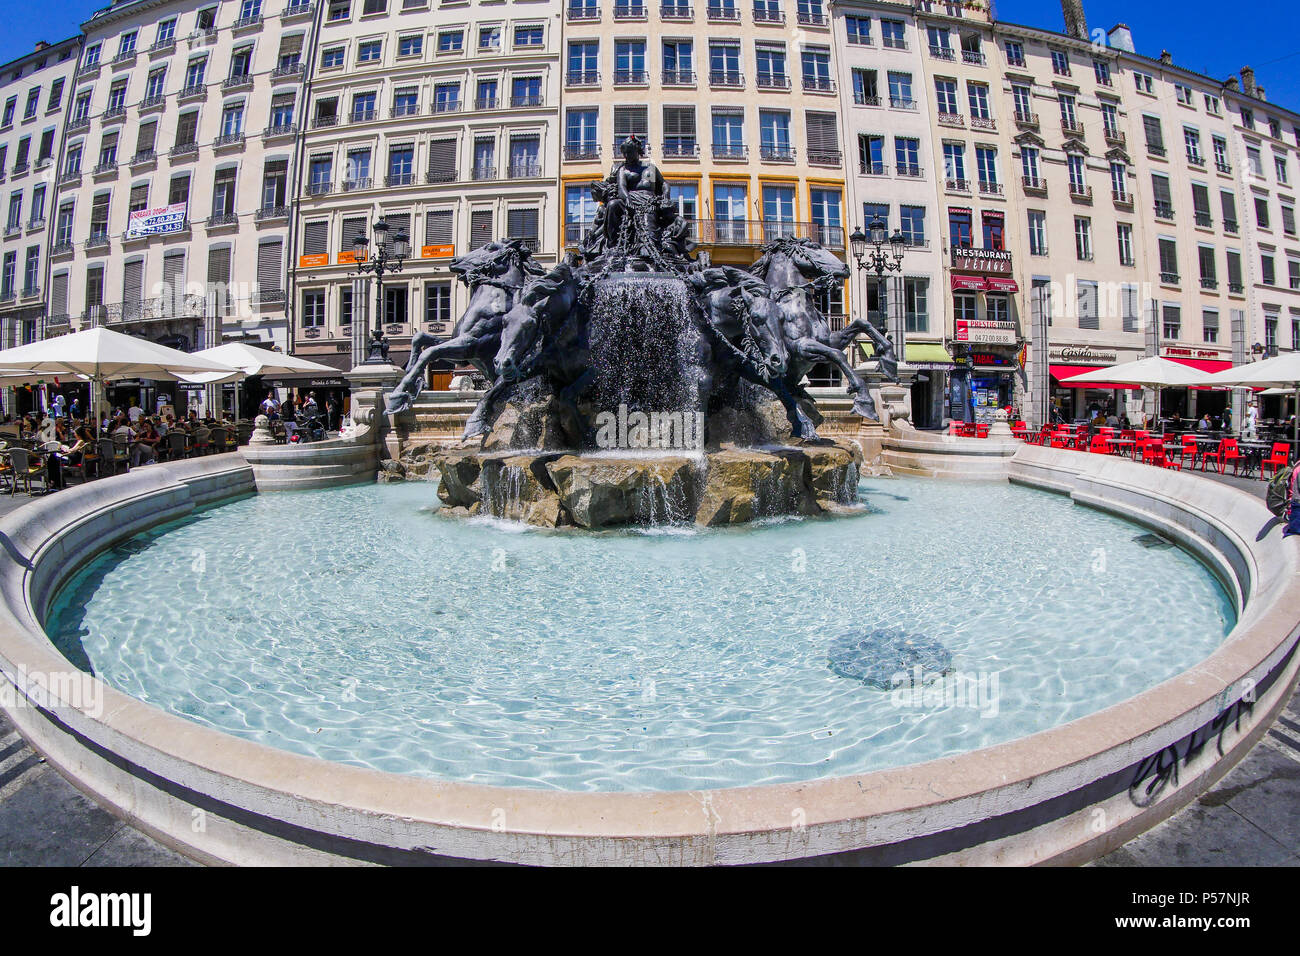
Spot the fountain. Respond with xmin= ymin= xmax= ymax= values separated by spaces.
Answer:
xmin=386 ymin=135 xmax=900 ymax=528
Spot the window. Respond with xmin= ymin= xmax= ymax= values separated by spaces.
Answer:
xmin=1247 ymin=146 xmax=1263 ymax=177
xmin=616 ymin=40 xmax=647 ymax=84
xmin=508 ymin=136 xmax=540 ymax=177
xmin=1175 ymin=84 xmax=1194 ymax=107
xmin=427 ymin=139 xmax=457 ymax=183
xmin=327 ymin=0 xmax=350 ymax=20
xmin=46 ymin=79 xmax=64 ymax=113
xmin=759 ymin=110 xmax=791 ymax=159
xmin=1021 ymin=146 xmax=1041 ymax=184
xmin=437 ymin=30 xmax=464 ymax=54
xmin=510 ymin=76 xmax=542 ymax=108
xmin=1262 ymin=254 xmax=1277 ymax=286
xmin=851 ymin=69 xmax=877 ymax=105
xmin=425 ymin=282 xmax=452 ymax=327
xmin=1067 ymin=154 xmax=1087 ymax=194
xmin=1074 ymin=216 xmax=1092 ymax=260
xmin=943 ymin=143 xmax=966 ymax=187
xmin=211 ymin=168 xmax=237 ymax=216
xmin=345 ymin=148 xmax=370 ymax=186
xmin=513 ymin=25 xmax=544 ymax=48
xmin=1282 ymin=203 xmax=1297 ymax=237
xmin=473 ymin=138 xmax=495 ymax=178
xmin=899 ymin=205 xmax=924 ymax=246
xmin=1162 ymin=305 xmax=1181 ymax=341
xmin=1222 ymin=191 xmax=1239 ymax=232
xmin=221 ymin=102 xmax=244 ymax=137
xmin=1059 ymin=94 xmax=1078 ymax=131
xmin=565 ymin=108 xmax=598 ymax=153
xmin=301 ymin=290 xmax=325 ymax=328
xmin=1152 ymin=174 xmax=1174 ymax=219
xmin=388 ymin=144 xmax=415 ymax=184
xmin=1158 ymin=238 xmax=1179 ymax=283
xmin=976 ymin=147 xmax=999 ymax=190
xmin=1100 ymin=102 xmax=1119 ymax=139
xmin=1117 ymin=223 xmax=1134 ymax=266
xmin=981 ymin=211 xmax=1004 ymax=250
xmin=663 ymin=106 xmax=697 ymax=157
xmin=713 ymin=110 xmax=745 ymax=158
xmin=895 ymin=137 xmax=920 ymax=177
xmin=1192 ymin=184 xmax=1212 ymax=227
xmin=1198 ymin=245 xmax=1217 ymax=288
xmin=1093 ymin=59 xmax=1111 ymax=86
xmin=1276 ymin=155 xmax=1290 ymax=185
xmin=1110 ymin=161 xmax=1128 ymax=200
xmin=479 ymin=26 xmax=501 ymax=51
xmin=1050 ymin=49 xmax=1070 ymax=76
xmin=1134 ymin=71 xmax=1154 ymax=94
xmin=904 ymin=278 xmax=928 ymax=333
xmin=1213 ymin=135 xmax=1229 ymax=171
xmin=55 ymin=204 xmax=73 ymax=245
xmin=1004 ymin=40 xmax=1024 ymax=66
xmin=393 ymin=87 xmax=418 ymax=116
xmin=801 ymin=47 xmax=831 ymax=91
xmin=1184 ymin=127 xmax=1202 ymax=164
xmin=1226 ymin=250 xmax=1243 ymax=292
xmin=756 ymin=44 xmax=788 ymax=88
xmin=1256 ymin=196 xmax=1271 ymax=230
xmin=845 ymin=16 xmax=871 ymax=45
xmin=1143 ymin=115 xmax=1165 ymax=154
xmin=953 ymin=295 xmax=977 ymax=323
xmin=399 ymin=35 xmax=422 ymax=58
xmin=1077 ymin=281 xmax=1098 ymax=330
xmin=934 ymin=79 xmax=958 ymax=117
xmin=948 ymin=207 xmax=972 ymax=248
xmin=713 ymin=183 xmax=747 ymax=241
xmin=358 ymin=40 xmax=382 ymax=63
xmin=887 ymin=72 xmax=913 ymax=108
xmin=1205 ymin=94 xmax=1220 ymax=115
xmin=881 ymin=19 xmax=905 ymax=49
xmin=1012 ymin=84 xmax=1032 ymax=120
xmin=23 ymin=89 xmax=38 ymax=120
xmin=804 ymin=111 xmax=839 ymax=163
xmin=967 ymin=82 xmax=990 ymax=121
xmin=321 ymin=47 xmax=344 ymax=69
xmin=1202 ymin=310 xmax=1219 ymax=344
xmin=809 ymin=188 xmax=841 ymax=246
xmin=185 ymin=57 xmax=207 ymax=89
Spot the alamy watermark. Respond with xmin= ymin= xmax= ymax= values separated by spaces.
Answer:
xmin=0 ymin=664 xmax=103 ymax=718
xmin=594 ymin=403 xmax=704 ymax=452
xmin=890 ymin=667 xmax=1001 ymax=718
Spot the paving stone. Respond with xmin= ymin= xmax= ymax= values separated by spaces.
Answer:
xmin=82 ymin=825 xmax=197 ymax=867
xmin=0 ymin=765 xmax=124 ymax=866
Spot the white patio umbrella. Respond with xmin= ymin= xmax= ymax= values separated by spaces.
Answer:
xmin=1057 ymin=357 xmax=1214 ymax=424
xmin=1205 ymin=352 xmax=1300 ymax=449
xmin=191 ymin=343 xmax=338 ymax=421
xmin=0 ymin=327 xmax=238 ymax=427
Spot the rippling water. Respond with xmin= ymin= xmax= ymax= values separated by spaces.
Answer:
xmin=45 ymin=478 xmax=1235 ymax=792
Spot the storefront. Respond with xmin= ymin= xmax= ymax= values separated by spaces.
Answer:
xmin=903 ymin=343 xmax=956 ymax=430
xmin=950 ymin=351 xmax=1020 ymax=425
xmin=1048 ymin=345 xmax=1143 ymax=423
xmin=1161 ymin=347 xmax=1235 ymax=426
xmin=947 ymin=233 xmax=1022 ymax=423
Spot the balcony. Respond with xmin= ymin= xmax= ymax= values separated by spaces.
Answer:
xmin=756 ymin=74 xmax=790 ymax=90
xmin=390 ymin=103 xmax=420 ymax=119
xmin=859 ymin=161 xmax=887 ymax=177
xmin=962 ymin=50 xmax=986 ymax=66
xmin=853 ymin=93 xmax=880 ymax=107
xmin=472 ymin=166 xmax=497 ymax=181
xmin=1007 ymin=53 xmax=1026 ymax=67
xmin=385 ymin=172 xmax=416 ymax=187
xmin=802 ymin=76 xmax=834 ymax=93
xmin=263 ymin=123 xmax=297 ymax=140
xmin=283 ymin=3 xmax=314 ymax=21
xmin=311 ymin=113 xmax=339 ymax=129
xmin=85 ymin=234 xmax=111 ymax=252
xmin=179 ymin=84 xmax=206 ymax=102
xmin=706 ymin=4 xmax=741 ymax=19
xmin=760 ymin=145 xmax=795 ymax=162
xmin=342 ymin=177 xmax=372 ymax=191
xmin=222 ymin=73 xmax=254 ymax=92
xmin=929 ymin=45 xmax=955 ymax=62
xmin=214 ymin=132 xmax=245 ymax=150
xmin=1069 ymin=184 xmax=1093 ymax=202
xmin=66 ymin=116 xmax=90 ymax=134
xmin=57 ymin=169 xmax=81 ymax=186
xmin=1112 ymin=189 xmax=1133 ymax=208
xmin=978 ymin=180 xmax=1003 ymax=196
xmin=970 ymin=115 xmax=996 ymax=131
xmin=564 ymin=145 xmax=601 ymax=162
xmin=807 ymin=150 xmax=840 ymax=166
xmin=1147 ymin=143 xmax=1167 ymax=158
xmin=1195 ymin=212 xmax=1213 ymax=228
xmin=1187 ymin=153 xmax=1206 ymax=168
xmin=1061 ymin=119 xmax=1084 ymax=137
xmin=1200 ymin=277 xmax=1218 ymax=291
xmin=699 ymin=219 xmax=843 ymax=249
xmin=52 ymin=242 xmax=74 ymax=257
xmin=613 ymin=2 xmax=647 ymax=17
xmin=566 ymin=70 xmax=600 ymax=87
xmin=474 ymin=97 xmax=499 ymax=110
xmin=271 ymin=62 xmax=305 ymax=80
xmin=91 ymin=161 xmax=118 ymax=177
xmin=661 ymin=3 xmax=693 ymax=18
xmin=256 ymin=205 xmax=291 ymax=222
xmin=1160 ymin=272 xmax=1180 ymax=286
xmin=712 ymin=144 xmax=748 ymax=160
xmin=510 ymin=95 xmax=544 ymax=108
xmin=2 ymin=223 xmax=18 ymax=238
xmin=138 ymin=93 xmax=166 ymax=115
xmin=662 ymin=70 xmax=695 ymax=86
xmin=896 ymin=164 xmax=923 ymax=179
xmin=1224 ymin=218 xmax=1239 ymax=234
xmin=507 ymin=163 xmax=543 ymax=179
xmin=752 ymin=8 xmax=783 ymax=22
xmin=10 ymin=162 xmax=28 ymax=176
xmin=938 ymin=112 xmax=964 ymax=128
xmin=206 ymin=213 xmax=238 ymax=229
xmin=76 ymin=63 xmax=100 ymax=80
xmin=102 ymin=105 xmax=127 ymax=123
xmin=566 ymin=4 xmax=601 ymax=20
xmin=1216 ymin=161 xmax=1232 ymax=175
xmin=612 ymin=71 xmax=648 ymax=86
xmin=1154 ymin=202 xmax=1175 ymax=221
xmin=1104 ymin=128 xmax=1126 ymax=147
xmin=130 ymin=149 xmax=157 ymax=167
xmin=306 ymin=181 xmax=333 ymax=196
xmin=426 ymin=169 xmax=457 ymax=184
xmin=945 ymin=177 xmax=971 ymax=193
xmin=169 ymin=142 xmax=199 ymax=159
xmin=890 ymin=97 xmax=916 ymax=110
xmin=232 ymin=14 xmax=263 ymax=31
xmin=656 ymin=142 xmax=695 ymax=160
xmin=350 ymin=109 xmax=379 ymax=123
xmin=796 ymin=11 xmax=827 ymax=25
xmin=111 ymin=50 xmax=137 ymax=67
xmin=710 ymin=71 xmax=744 ymax=89
xmin=1228 ymin=283 xmax=1245 ymax=295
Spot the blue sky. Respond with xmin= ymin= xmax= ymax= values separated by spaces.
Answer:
xmin=1 ymin=0 xmax=1298 ymax=114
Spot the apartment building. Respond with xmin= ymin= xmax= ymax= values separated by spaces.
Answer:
xmin=53 ymin=0 xmax=313 ymax=381
xmin=833 ymin=0 xmax=948 ymax=427
xmin=558 ymin=0 xmax=850 ymax=332
xmin=292 ymin=0 xmax=562 ymax=374
xmin=0 ymin=38 xmax=81 ymax=349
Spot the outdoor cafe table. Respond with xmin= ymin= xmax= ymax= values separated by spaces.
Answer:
xmin=1237 ymin=441 xmax=1273 ymax=478
xmin=1108 ymin=438 xmax=1137 ymax=458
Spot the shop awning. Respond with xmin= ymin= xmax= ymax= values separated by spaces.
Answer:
xmin=1050 ymin=365 xmax=1142 ymax=390
xmin=904 ymin=343 xmax=956 ymax=368
xmin=1165 ymin=356 xmax=1233 ymax=374
xmin=951 ymin=275 xmax=988 ymax=292
xmin=984 ymin=276 xmax=1019 ymax=293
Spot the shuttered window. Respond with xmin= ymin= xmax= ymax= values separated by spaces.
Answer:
xmin=162 ymin=252 xmax=185 ymax=299
xmin=663 ymin=106 xmax=696 ymax=137
xmin=85 ymin=266 xmax=104 ymax=313
xmin=50 ymin=272 xmax=68 ymax=318
xmin=135 ymin=121 xmax=157 ymax=156
xmin=128 ymin=184 xmax=149 ymax=214
xmin=257 ymin=240 xmax=283 ymax=292
xmin=805 ymin=111 xmax=839 ymax=162
xmin=1151 ymin=174 xmax=1173 ymax=208
xmin=302 ymin=219 xmax=329 ymax=254
xmin=506 ymin=208 xmax=539 ymax=244
xmin=383 ymin=213 xmax=410 ymax=250
xmin=427 ymin=138 xmax=457 ymax=183
xmin=614 ymin=105 xmax=648 ymax=143
xmin=1143 ymin=115 xmax=1164 ymax=151
xmin=341 ymin=215 xmax=367 ymax=253
xmin=208 ymin=246 xmax=232 ymax=314
xmin=425 ymin=209 xmax=453 ymax=243
xmin=470 ymin=209 xmax=493 ymax=246
xmin=122 ymin=259 xmax=144 ymax=307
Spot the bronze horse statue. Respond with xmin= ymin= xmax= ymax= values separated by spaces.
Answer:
xmin=385 ymin=239 xmax=546 ymax=416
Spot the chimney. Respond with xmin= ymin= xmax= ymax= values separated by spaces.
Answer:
xmin=1241 ymin=66 xmax=1257 ymax=97
xmin=33 ymin=41 xmax=48 ymax=53
xmin=1224 ymin=76 xmax=1240 ymax=92
xmin=1107 ymin=23 xmax=1134 ymax=53
xmin=1256 ymin=86 xmax=1266 ymax=102
xmin=1159 ymin=50 xmax=1172 ymax=66
xmin=1061 ymin=0 xmax=1088 ymax=40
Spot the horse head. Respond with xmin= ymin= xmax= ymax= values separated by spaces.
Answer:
xmin=738 ymin=284 xmax=789 ymax=379
xmin=493 ymin=262 xmax=578 ymax=381
xmin=753 ymin=235 xmax=850 ymax=287
xmin=494 ymin=301 xmax=539 ymax=382
xmin=449 ymin=238 xmax=543 ymax=289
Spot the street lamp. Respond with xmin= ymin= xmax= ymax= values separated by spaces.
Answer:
xmin=848 ymin=216 xmax=907 ymax=336
xmin=351 ymin=218 xmax=411 ymax=364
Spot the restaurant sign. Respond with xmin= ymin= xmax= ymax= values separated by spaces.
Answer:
xmin=125 ymin=203 xmax=188 ymax=239
xmin=1049 ymin=345 xmax=1120 ymax=365
xmin=955 ymin=320 xmax=1017 ymax=345
xmin=1163 ymin=347 xmax=1226 ymax=360
xmin=951 ymin=247 xmax=1014 ymax=275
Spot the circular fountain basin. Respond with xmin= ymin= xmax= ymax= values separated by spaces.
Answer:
xmin=46 ymin=479 xmax=1233 ymax=792
xmin=2 ymin=446 xmax=1297 ymax=866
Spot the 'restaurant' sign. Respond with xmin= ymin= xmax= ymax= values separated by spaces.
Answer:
xmin=951 ymin=247 xmax=1014 ymax=275
xmin=955 ymin=319 xmax=1017 ymax=345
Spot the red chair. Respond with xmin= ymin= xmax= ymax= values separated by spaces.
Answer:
xmin=1143 ymin=442 xmax=1181 ymax=471
xmin=1262 ymin=442 xmax=1291 ymax=478
xmin=1203 ymin=438 xmax=1243 ymax=475
xmin=1089 ymin=434 xmax=1113 ymax=455
xmin=1180 ymin=435 xmax=1199 ymax=469
xmin=976 ymin=424 xmax=990 ymax=439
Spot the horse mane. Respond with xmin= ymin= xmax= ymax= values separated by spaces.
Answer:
xmin=519 ymin=261 xmax=575 ymax=307
xmin=752 ymin=236 xmax=825 ymax=280
xmin=692 ymin=266 xmax=770 ymax=299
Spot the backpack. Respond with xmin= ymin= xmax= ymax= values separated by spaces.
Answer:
xmin=1267 ymin=464 xmax=1296 ymax=518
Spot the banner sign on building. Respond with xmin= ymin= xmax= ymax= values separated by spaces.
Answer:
xmin=125 ymin=203 xmax=188 ymax=239
xmin=951 ymin=247 xmax=1014 ymax=275
xmin=421 ymin=244 xmax=455 ymax=259
xmin=298 ymin=253 xmax=329 ymax=268
xmin=955 ymin=320 xmax=1017 ymax=345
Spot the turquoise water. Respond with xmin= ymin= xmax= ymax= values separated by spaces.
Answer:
xmin=46 ymin=479 xmax=1235 ymax=792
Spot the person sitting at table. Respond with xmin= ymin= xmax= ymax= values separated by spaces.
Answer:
xmin=1197 ymin=414 xmax=1213 ymax=432
xmin=131 ymin=420 xmax=160 ymax=467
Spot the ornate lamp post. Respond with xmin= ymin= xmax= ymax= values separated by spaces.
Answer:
xmin=848 ymin=216 xmax=907 ymax=336
xmin=351 ymin=218 xmax=410 ymax=364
